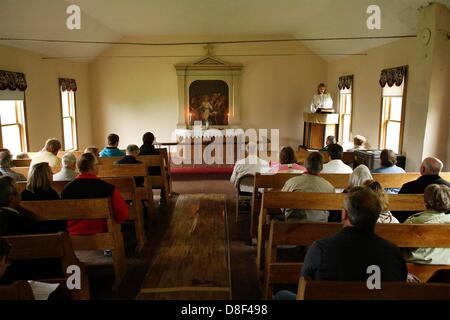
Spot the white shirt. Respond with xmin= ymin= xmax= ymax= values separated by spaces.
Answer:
xmin=322 ymin=160 xmax=353 ymax=174
xmin=53 ymin=167 xmax=77 ymax=181
xmin=29 ymin=151 xmax=61 ymax=175
xmin=310 ymin=93 xmax=333 ymax=113
xmin=322 ymin=160 xmax=353 ymax=193
xmin=230 ymin=155 xmax=270 ymax=193
xmin=30 ymin=151 xmax=61 ymax=168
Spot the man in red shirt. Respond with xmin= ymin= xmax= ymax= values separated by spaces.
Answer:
xmin=61 ymin=152 xmax=128 ymax=235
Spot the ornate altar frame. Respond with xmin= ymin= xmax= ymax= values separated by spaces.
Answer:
xmin=175 ymin=54 xmax=243 ymax=130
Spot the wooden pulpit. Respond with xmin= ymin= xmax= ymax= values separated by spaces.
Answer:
xmin=303 ymin=112 xmax=339 ymax=149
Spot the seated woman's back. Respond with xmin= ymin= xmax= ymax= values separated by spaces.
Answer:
xmin=20 ymin=163 xmax=64 ymax=233
xmin=404 ymin=184 xmax=450 ymax=265
xmin=271 ymin=146 xmax=305 ymax=173
xmin=363 ymin=180 xmax=399 ymax=224
xmin=21 ymin=162 xmax=60 ymax=201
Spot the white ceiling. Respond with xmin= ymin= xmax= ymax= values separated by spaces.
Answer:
xmin=0 ymin=0 xmax=449 ymax=61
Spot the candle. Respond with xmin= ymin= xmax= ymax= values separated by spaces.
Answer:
xmin=227 ymin=113 xmax=230 ymax=124
xmin=189 ymin=112 xmax=192 ymax=124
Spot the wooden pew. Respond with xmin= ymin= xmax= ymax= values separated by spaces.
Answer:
xmin=267 ymin=222 xmax=450 ymax=299
xmin=137 ymin=155 xmax=171 ymax=204
xmin=249 ymin=172 xmax=450 ymax=239
xmin=17 ymin=177 xmax=147 ymax=253
xmin=99 ymin=177 xmax=146 ymax=253
xmin=0 ymin=281 xmax=35 ymax=300
xmin=156 ymin=148 xmax=172 ymax=194
xmin=3 ymin=232 xmax=90 ymax=300
xmin=12 ymin=159 xmax=32 ymax=167
xmin=97 ymin=157 xmax=121 ymax=165
xmin=97 ymin=164 xmax=157 ymax=223
xmin=13 ymin=166 xmax=61 ymax=179
xmin=296 ymin=276 xmax=450 ymax=300
xmin=57 ymin=150 xmax=84 ymax=158
xmin=256 ymin=191 xmax=426 ymax=278
xmin=98 ymin=155 xmax=171 ymax=203
xmin=250 ymin=173 xmax=300 ymax=238
xmin=19 ymin=198 xmax=126 ymax=291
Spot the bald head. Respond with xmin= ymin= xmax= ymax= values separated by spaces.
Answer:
xmin=421 ymin=157 xmax=443 ymax=175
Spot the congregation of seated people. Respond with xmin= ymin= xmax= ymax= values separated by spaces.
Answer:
xmin=1 ymin=130 xmax=450 ymax=300
xmin=275 ymin=186 xmax=408 ymax=300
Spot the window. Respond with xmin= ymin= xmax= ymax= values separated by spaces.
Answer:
xmin=379 ymin=67 xmax=407 ymax=154
xmin=339 ymin=88 xmax=352 ymax=142
xmin=338 ymin=75 xmax=353 ymax=143
xmin=0 ymin=100 xmax=27 ymax=156
xmin=59 ymin=79 xmax=78 ymax=150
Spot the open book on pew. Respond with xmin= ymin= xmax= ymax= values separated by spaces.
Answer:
xmin=28 ymin=280 xmax=60 ymax=300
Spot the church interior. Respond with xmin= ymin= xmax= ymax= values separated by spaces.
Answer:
xmin=0 ymin=0 xmax=450 ymax=304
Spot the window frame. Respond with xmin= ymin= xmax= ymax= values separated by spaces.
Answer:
xmin=0 ymin=98 xmax=29 ymax=153
xmin=59 ymin=88 xmax=78 ymax=151
xmin=338 ymin=87 xmax=353 ymax=143
xmin=378 ymin=77 xmax=408 ymax=154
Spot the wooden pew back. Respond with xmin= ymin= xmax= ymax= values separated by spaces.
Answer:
xmin=255 ymin=172 xmax=450 ymax=190
xmin=13 ymin=166 xmax=61 ymax=180
xmin=34 ymin=177 xmax=142 ymax=237
xmin=249 ymin=172 xmax=449 ymax=239
xmin=263 ymin=211 xmax=450 ymax=299
xmin=57 ymin=150 xmax=84 ymax=158
xmin=297 ymin=277 xmax=450 ymax=300
xmin=137 ymin=155 xmax=170 ymax=203
xmin=4 ymin=232 xmax=90 ymax=300
xmin=0 ymin=281 xmax=35 ymax=300
xmin=12 ymin=159 xmax=32 ymax=167
xmin=17 ymin=176 xmax=146 ymax=252
xmin=97 ymin=163 xmax=156 ymax=223
xmin=19 ymin=198 xmax=126 ymax=290
xmin=97 ymin=157 xmax=122 ymax=165
xmin=256 ymin=191 xmax=427 ymax=283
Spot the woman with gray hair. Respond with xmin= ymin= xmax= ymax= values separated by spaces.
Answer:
xmin=53 ymin=152 xmax=77 ymax=181
xmin=0 ymin=151 xmax=26 ymax=182
xmin=347 ymin=164 xmax=373 ymax=190
xmin=404 ymin=184 xmax=450 ymax=265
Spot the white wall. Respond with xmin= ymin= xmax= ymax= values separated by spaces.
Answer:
xmin=327 ymin=38 xmax=421 ymax=170
xmin=421 ymin=4 xmax=450 ymax=167
xmin=0 ymin=44 xmax=92 ymax=152
xmin=88 ymin=36 xmax=327 ymax=150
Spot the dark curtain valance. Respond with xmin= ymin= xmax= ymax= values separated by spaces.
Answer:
xmin=59 ymin=78 xmax=77 ymax=92
xmin=338 ymin=75 xmax=353 ymax=90
xmin=0 ymin=70 xmax=27 ymax=91
xmin=379 ymin=66 xmax=407 ymax=87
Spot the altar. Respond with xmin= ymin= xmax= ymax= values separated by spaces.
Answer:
xmin=175 ymin=49 xmax=243 ymax=130
xmin=172 ymin=128 xmax=271 ymax=166
xmin=303 ymin=112 xmax=339 ymax=149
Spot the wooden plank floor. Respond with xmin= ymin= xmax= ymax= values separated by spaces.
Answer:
xmin=138 ymin=194 xmax=232 ymax=299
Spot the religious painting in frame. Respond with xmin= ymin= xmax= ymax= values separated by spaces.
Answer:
xmin=189 ymin=80 xmax=229 ymax=126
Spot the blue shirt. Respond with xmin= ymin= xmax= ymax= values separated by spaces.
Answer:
xmin=372 ymin=165 xmax=405 ymax=194
xmin=372 ymin=165 xmax=405 ymax=174
xmin=99 ymin=147 xmax=125 ymax=158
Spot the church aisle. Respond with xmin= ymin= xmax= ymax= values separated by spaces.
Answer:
xmin=137 ymin=194 xmax=231 ymax=300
